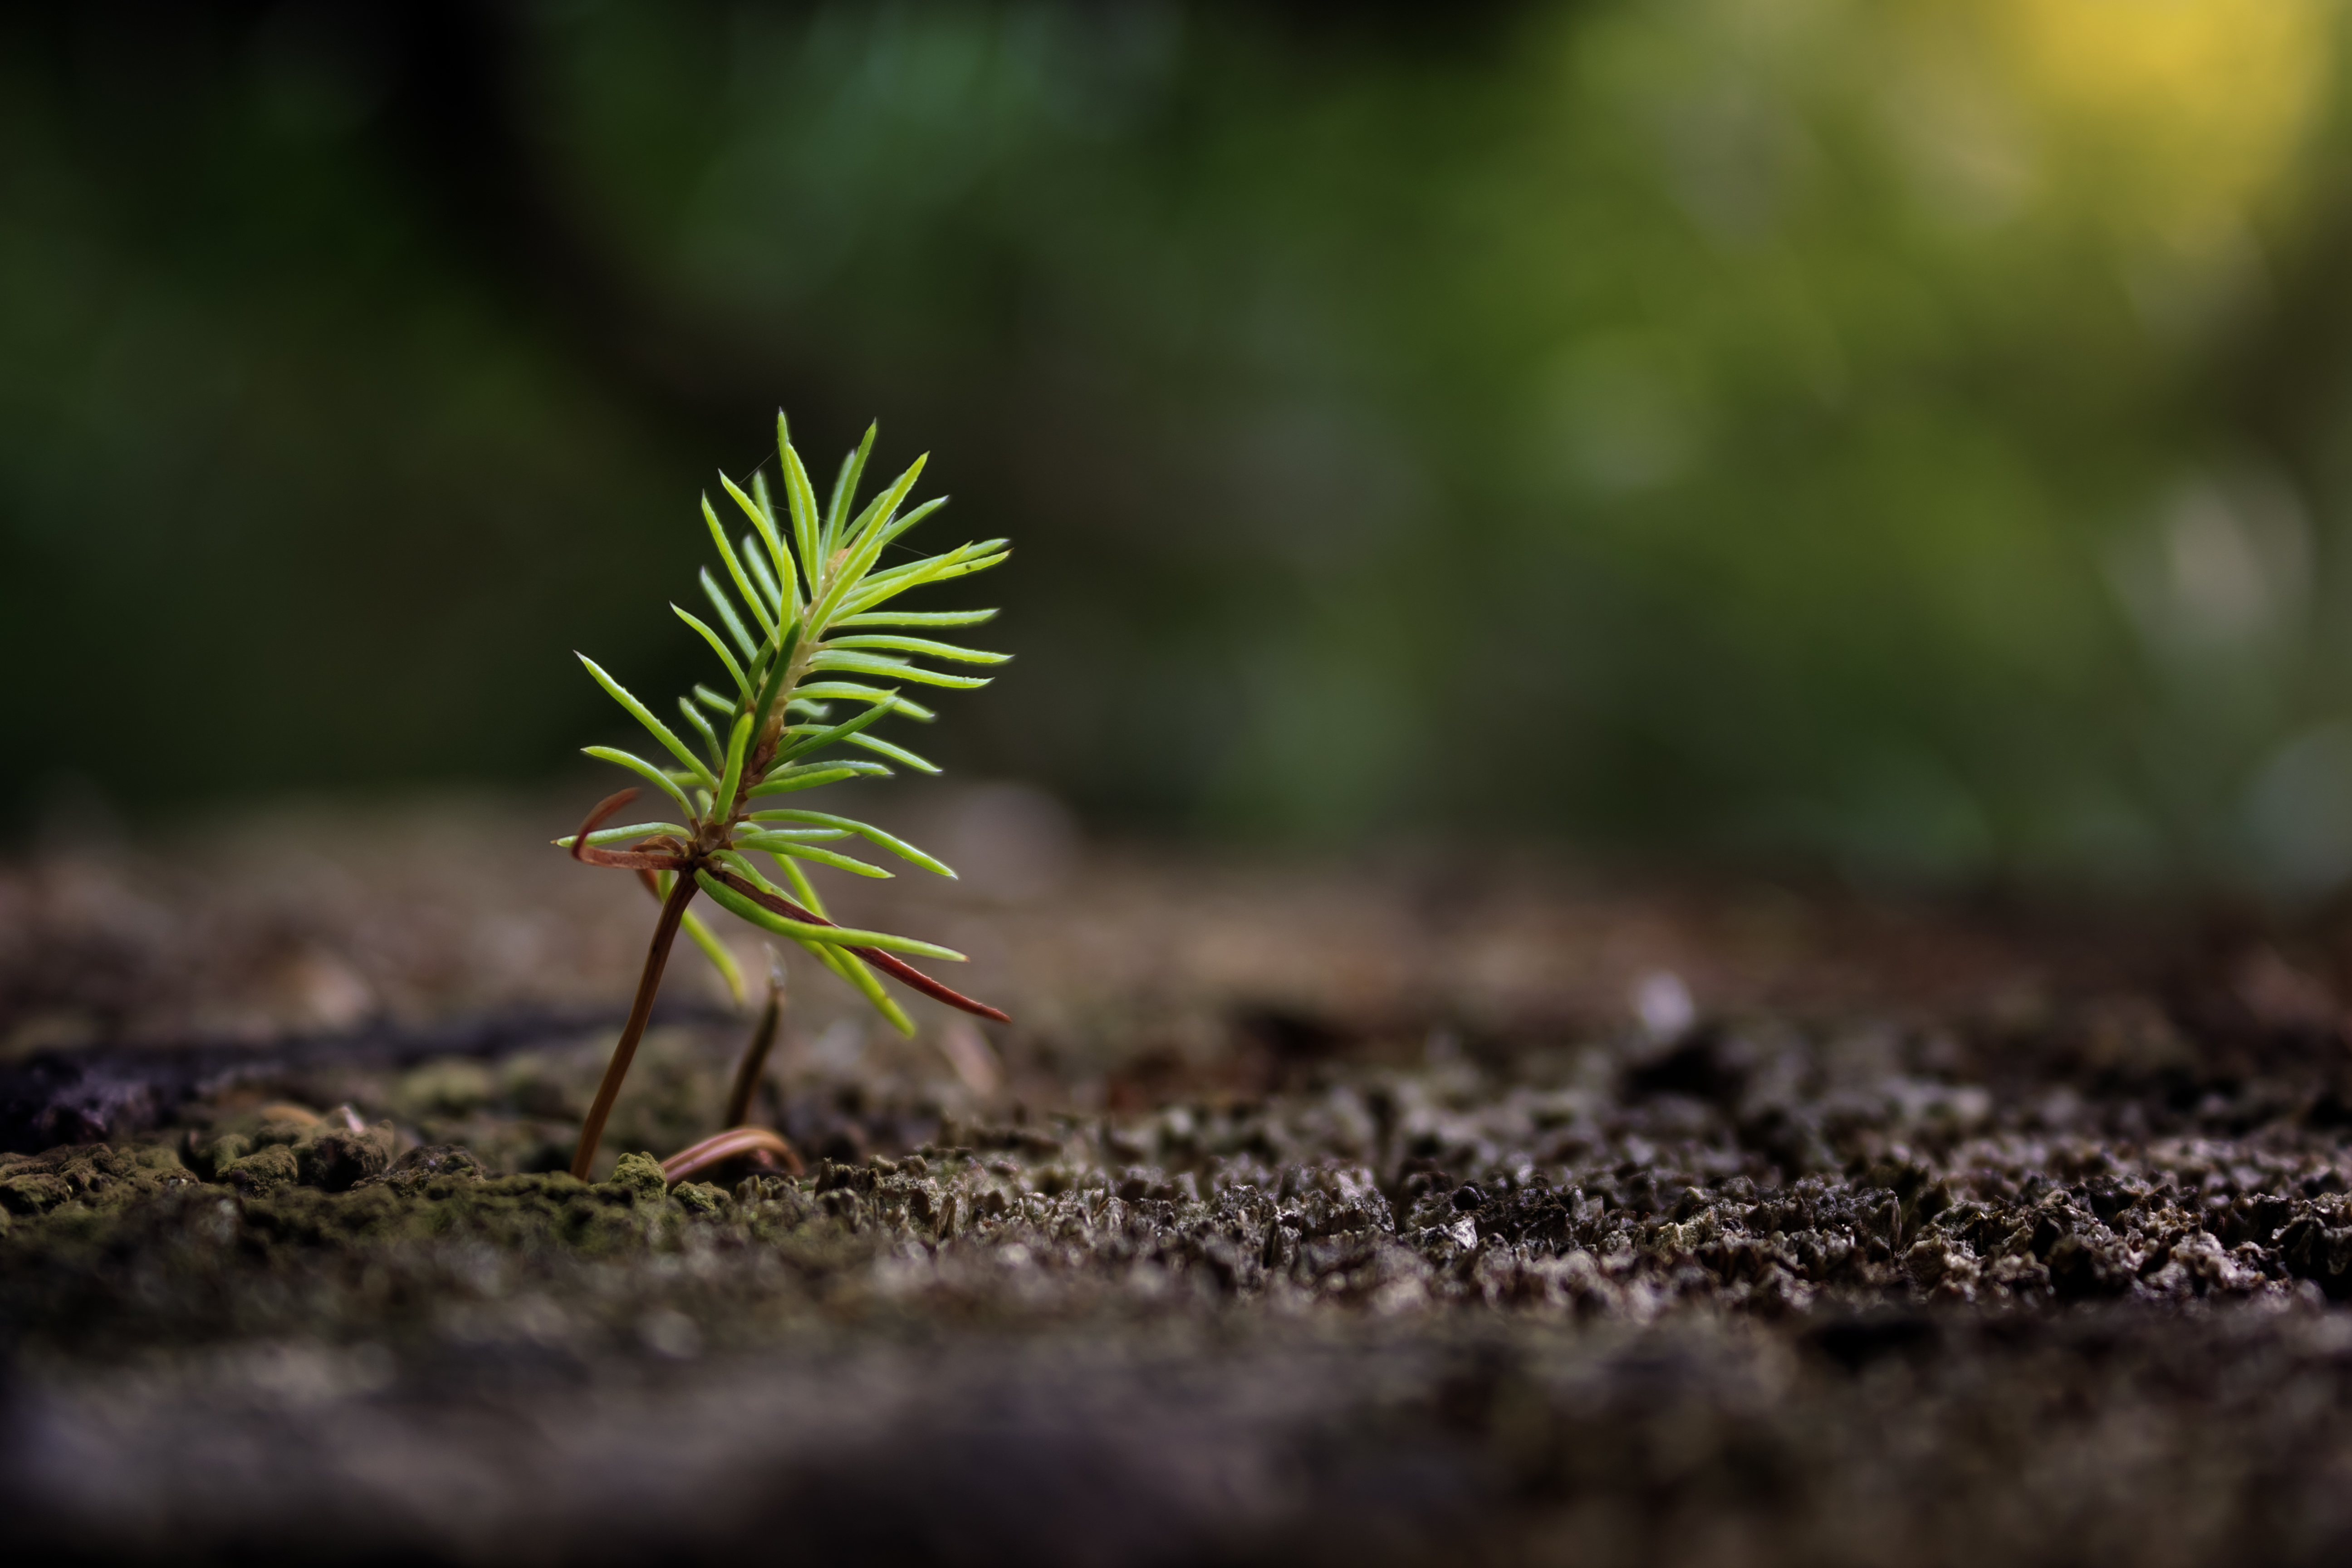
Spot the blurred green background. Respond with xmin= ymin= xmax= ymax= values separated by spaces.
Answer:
xmin=8 ymin=0 xmax=2352 ymax=892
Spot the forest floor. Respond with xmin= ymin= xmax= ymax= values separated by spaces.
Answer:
xmin=6 ymin=792 xmax=2352 ymax=1566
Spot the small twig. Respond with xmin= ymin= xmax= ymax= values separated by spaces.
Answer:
xmin=659 ymin=1125 xmax=804 ymax=1184
xmin=722 ymin=954 xmax=786 ymax=1130
xmin=571 ymin=872 xmax=700 ymax=1181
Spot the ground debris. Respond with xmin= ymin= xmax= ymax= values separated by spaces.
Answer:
xmin=4 ymin=1031 xmax=2352 ymax=1564
xmin=11 ymin=834 xmax=2352 ymax=1562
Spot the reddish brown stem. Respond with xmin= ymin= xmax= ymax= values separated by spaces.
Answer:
xmin=573 ymin=846 xmax=686 ymax=871
xmin=851 ymin=946 xmax=1013 ymax=1024
xmin=708 ymin=867 xmax=1010 ymax=1024
xmin=660 ymin=1126 xmax=804 ymax=1185
xmin=722 ymin=971 xmax=785 ymax=1129
xmin=571 ymin=788 xmax=641 ymax=861
xmin=571 ymin=872 xmax=700 ymax=1181
xmin=708 ymin=866 xmax=825 ymax=922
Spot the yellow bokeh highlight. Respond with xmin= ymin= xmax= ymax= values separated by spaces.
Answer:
xmin=1936 ymin=0 xmax=2335 ymax=240
xmin=1555 ymin=0 xmax=2339 ymax=247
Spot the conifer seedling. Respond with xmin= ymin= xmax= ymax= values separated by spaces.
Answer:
xmin=558 ymin=413 xmax=1010 ymax=1181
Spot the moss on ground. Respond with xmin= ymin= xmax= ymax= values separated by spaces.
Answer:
xmin=10 ymin=928 xmax=2352 ymax=1563
xmin=8 ymin=1050 xmax=2352 ymax=1373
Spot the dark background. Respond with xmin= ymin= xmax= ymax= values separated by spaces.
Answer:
xmin=7 ymin=0 xmax=2352 ymax=892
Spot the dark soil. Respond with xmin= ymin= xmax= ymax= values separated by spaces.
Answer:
xmin=7 ymin=800 xmax=2352 ymax=1565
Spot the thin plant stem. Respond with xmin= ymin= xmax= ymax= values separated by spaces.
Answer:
xmin=572 ymin=872 xmax=700 ymax=1181
xmin=722 ymin=962 xmax=785 ymax=1130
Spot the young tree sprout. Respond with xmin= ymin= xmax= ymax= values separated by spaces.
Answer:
xmin=558 ymin=412 xmax=1011 ymax=1181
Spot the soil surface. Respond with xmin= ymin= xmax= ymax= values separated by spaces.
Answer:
xmin=7 ymin=797 xmax=2352 ymax=1566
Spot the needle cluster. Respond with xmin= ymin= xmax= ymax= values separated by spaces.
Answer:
xmin=557 ymin=413 xmax=1010 ymax=1177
